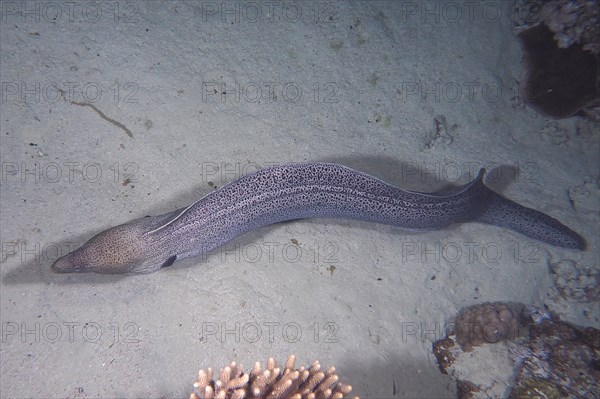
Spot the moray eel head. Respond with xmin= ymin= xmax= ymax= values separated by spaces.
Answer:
xmin=51 ymin=221 xmax=162 ymax=274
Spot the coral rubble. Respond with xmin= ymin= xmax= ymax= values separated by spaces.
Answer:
xmin=432 ymin=302 xmax=600 ymax=398
xmin=510 ymin=309 xmax=600 ymax=398
xmin=517 ymin=23 xmax=600 ymax=118
xmin=190 ymin=355 xmax=357 ymax=399
xmin=550 ymin=259 xmax=600 ymax=302
xmin=514 ymin=0 xmax=600 ymax=118
xmin=540 ymin=0 xmax=600 ymax=54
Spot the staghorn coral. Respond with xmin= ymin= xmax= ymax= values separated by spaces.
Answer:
xmin=454 ymin=302 xmax=518 ymax=352
xmin=190 ymin=355 xmax=357 ymax=399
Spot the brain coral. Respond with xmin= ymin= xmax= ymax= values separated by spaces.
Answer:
xmin=454 ymin=302 xmax=518 ymax=351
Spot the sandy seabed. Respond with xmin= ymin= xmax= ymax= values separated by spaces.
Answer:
xmin=1 ymin=1 xmax=598 ymax=398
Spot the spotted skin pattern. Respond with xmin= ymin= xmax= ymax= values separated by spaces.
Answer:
xmin=51 ymin=163 xmax=585 ymax=274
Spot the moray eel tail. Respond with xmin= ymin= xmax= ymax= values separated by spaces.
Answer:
xmin=475 ymin=189 xmax=586 ymax=250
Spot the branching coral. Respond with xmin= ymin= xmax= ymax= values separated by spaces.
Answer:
xmin=190 ymin=355 xmax=356 ymax=399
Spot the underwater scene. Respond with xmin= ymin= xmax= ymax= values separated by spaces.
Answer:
xmin=1 ymin=1 xmax=598 ymax=398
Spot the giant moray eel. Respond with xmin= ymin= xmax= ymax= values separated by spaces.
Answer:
xmin=51 ymin=162 xmax=585 ymax=274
